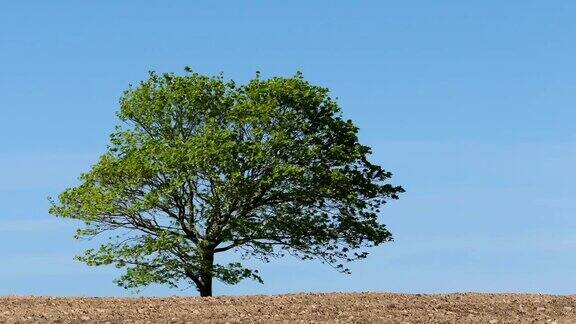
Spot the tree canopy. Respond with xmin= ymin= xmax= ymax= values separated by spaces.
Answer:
xmin=49 ymin=69 xmax=404 ymax=296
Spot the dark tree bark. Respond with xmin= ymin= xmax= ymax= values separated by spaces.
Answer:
xmin=198 ymin=274 xmax=213 ymax=297
xmin=198 ymin=247 xmax=215 ymax=297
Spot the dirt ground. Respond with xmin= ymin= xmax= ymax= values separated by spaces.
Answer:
xmin=1 ymin=292 xmax=575 ymax=323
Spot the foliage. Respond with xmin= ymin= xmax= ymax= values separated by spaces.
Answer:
xmin=49 ymin=69 xmax=404 ymax=296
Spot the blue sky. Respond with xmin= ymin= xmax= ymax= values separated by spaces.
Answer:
xmin=1 ymin=1 xmax=575 ymax=296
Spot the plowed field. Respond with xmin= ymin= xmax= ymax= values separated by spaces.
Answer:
xmin=1 ymin=293 xmax=575 ymax=323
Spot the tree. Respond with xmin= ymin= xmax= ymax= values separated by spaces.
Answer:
xmin=49 ymin=69 xmax=404 ymax=297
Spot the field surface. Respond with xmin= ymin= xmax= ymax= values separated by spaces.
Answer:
xmin=1 ymin=293 xmax=575 ymax=323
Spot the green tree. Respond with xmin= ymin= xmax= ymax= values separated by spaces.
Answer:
xmin=49 ymin=69 xmax=404 ymax=297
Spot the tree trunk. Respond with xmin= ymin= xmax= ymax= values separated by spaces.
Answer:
xmin=198 ymin=274 xmax=213 ymax=297
xmin=185 ymin=242 xmax=216 ymax=297
xmin=198 ymin=248 xmax=214 ymax=297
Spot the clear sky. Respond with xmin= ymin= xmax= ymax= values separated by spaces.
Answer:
xmin=1 ymin=1 xmax=575 ymax=296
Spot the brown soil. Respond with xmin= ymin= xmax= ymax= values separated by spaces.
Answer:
xmin=1 ymin=293 xmax=575 ymax=323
